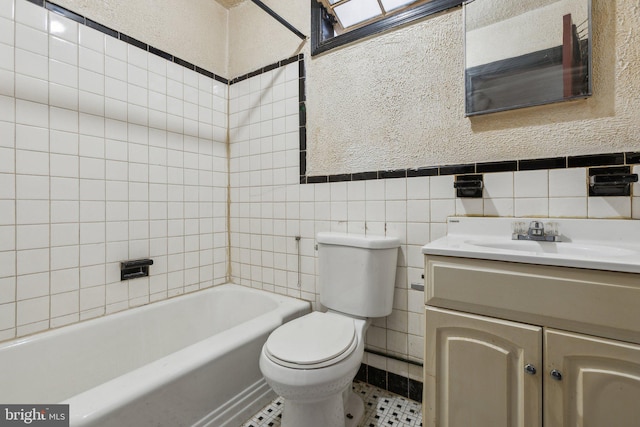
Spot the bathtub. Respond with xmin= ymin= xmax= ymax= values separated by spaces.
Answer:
xmin=0 ymin=284 xmax=310 ymax=427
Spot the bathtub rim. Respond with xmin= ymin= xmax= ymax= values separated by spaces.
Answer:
xmin=0 ymin=283 xmax=306 ymax=352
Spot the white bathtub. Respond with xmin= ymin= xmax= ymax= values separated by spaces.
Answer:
xmin=0 ymin=284 xmax=310 ymax=427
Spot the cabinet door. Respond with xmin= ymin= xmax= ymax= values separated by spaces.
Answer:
xmin=545 ymin=329 xmax=640 ymax=427
xmin=424 ymin=307 xmax=542 ymax=427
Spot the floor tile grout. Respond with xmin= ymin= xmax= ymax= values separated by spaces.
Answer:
xmin=241 ymin=380 xmax=423 ymax=427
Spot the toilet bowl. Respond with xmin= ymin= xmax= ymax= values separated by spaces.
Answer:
xmin=259 ymin=311 xmax=370 ymax=427
xmin=259 ymin=232 xmax=400 ymax=427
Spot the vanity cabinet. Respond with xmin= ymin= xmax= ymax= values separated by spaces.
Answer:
xmin=424 ymin=307 xmax=542 ymax=427
xmin=544 ymin=329 xmax=640 ymax=427
xmin=423 ymin=255 xmax=640 ymax=427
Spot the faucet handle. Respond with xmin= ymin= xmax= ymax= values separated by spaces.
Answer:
xmin=511 ymin=221 xmax=526 ymax=235
xmin=528 ymin=221 xmax=544 ymax=236
xmin=545 ymin=222 xmax=559 ymax=236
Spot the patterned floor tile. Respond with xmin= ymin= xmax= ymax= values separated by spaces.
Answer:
xmin=241 ymin=381 xmax=422 ymax=427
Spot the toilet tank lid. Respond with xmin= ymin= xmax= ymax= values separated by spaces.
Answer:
xmin=317 ymin=232 xmax=401 ymax=249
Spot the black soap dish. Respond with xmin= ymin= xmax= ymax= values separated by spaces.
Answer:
xmin=589 ymin=166 xmax=638 ymax=197
xmin=454 ymin=174 xmax=484 ymax=198
xmin=120 ymin=259 xmax=154 ymax=281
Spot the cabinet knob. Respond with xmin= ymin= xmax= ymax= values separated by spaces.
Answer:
xmin=550 ymin=369 xmax=563 ymax=381
xmin=524 ymin=364 xmax=537 ymax=375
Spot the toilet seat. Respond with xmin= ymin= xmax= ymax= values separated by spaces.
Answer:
xmin=264 ymin=312 xmax=357 ymax=369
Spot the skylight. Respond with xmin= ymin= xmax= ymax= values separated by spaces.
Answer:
xmin=320 ymin=0 xmax=425 ymax=33
xmin=333 ymin=0 xmax=382 ymax=28
xmin=312 ymin=0 xmax=464 ymax=56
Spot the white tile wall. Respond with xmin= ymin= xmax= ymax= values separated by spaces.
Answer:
xmin=228 ymin=61 xmax=640 ymax=374
xmin=0 ymin=0 xmax=228 ymax=339
xmin=229 ymin=62 xmax=302 ymax=298
xmin=3 ymin=0 xmax=640 ymax=384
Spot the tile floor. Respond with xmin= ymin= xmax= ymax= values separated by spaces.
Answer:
xmin=241 ymin=380 xmax=423 ymax=427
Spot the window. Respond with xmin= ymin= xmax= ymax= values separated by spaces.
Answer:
xmin=322 ymin=0 xmax=425 ymax=33
xmin=311 ymin=0 xmax=463 ymax=55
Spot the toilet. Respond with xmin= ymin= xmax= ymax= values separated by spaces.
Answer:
xmin=259 ymin=232 xmax=400 ymax=427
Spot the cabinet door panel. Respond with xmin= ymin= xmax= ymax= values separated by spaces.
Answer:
xmin=545 ymin=329 xmax=640 ymax=427
xmin=424 ymin=307 xmax=542 ymax=427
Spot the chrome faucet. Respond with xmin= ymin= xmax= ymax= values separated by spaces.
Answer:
xmin=512 ymin=221 xmax=560 ymax=242
xmin=528 ymin=221 xmax=545 ymax=237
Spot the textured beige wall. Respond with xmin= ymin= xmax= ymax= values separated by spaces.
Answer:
xmin=226 ymin=0 xmax=639 ymax=176
xmin=307 ymin=0 xmax=640 ymax=175
xmin=54 ymin=0 xmax=229 ymax=75
xmin=228 ymin=0 xmax=309 ymax=78
xmin=229 ymin=0 xmax=640 ymax=175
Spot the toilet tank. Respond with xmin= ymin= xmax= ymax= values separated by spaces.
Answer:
xmin=317 ymin=232 xmax=400 ymax=318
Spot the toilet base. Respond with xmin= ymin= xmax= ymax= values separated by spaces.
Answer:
xmin=280 ymin=387 xmax=364 ymax=427
xmin=344 ymin=389 xmax=364 ymax=427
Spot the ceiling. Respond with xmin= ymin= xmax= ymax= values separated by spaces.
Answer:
xmin=214 ymin=0 xmax=246 ymax=8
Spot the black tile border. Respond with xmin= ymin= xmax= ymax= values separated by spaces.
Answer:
xmin=353 ymin=171 xmax=379 ymax=181
xmin=519 ymin=156 xmax=566 ymax=171
xmin=86 ymin=18 xmax=118 ymax=38
xmin=408 ymin=378 xmax=423 ymax=403
xmin=45 ymin=2 xmax=82 ymax=23
xmin=229 ymin=54 xmax=304 ymax=85
xmin=148 ymin=45 xmax=172 ymax=62
xmin=329 ymin=173 xmax=351 ymax=183
xmin=626 ymin=152 xmax=640 ymax=164
xmin=173 ymin=56 xmax=195 ymax=71
xmin=355 ymin=363 xmax=367 ymax=383
xmin=306 ymin=175 xmax=328 ymax=184
xmin=366 ymin=365 xmax=388 ymax=390
xmin=568 ymin=152 xmax=625 ymax=168
xmin=29 ymin=0 xmax=230 ymax=84
xmin=358 ymin=363 xmax=424 ymax=402
xmin=407 ymin=167 xmax=438 ymax=177
xmin=387 ymin=371 xmax=409 ymax=397
xmin=476 ymin=160 xmax=518 ymax=173
xmin=301 ymin=151 xmax=640 ymax=184
xmin=119 ymin=33 xmax=147 ymax=51
xmin=379 ymin=169 xmax=407 ymax=179
xmin=439 ymin=163 xmax=475 ymax=176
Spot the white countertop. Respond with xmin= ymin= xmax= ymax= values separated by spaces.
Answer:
xmin=422 ymin=217 xmax=640 ymax=274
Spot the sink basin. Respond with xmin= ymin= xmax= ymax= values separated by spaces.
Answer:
xmin=422 ymin=217 xmax=640 ymax=273
xmin=463 ymin=239 xmax=639 ymax=258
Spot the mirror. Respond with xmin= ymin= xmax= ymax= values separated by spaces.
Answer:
xmin=464 ymin=0 xmax=592 ymax=116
